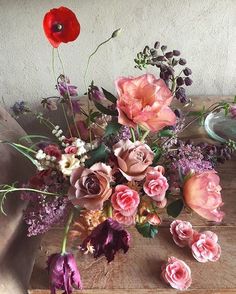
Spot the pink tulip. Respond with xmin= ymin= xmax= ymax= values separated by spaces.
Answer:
xmin=116 ymin=74 xmax=176 ymax=132
xmin=183 ymin=170 xmax=224 ymax=222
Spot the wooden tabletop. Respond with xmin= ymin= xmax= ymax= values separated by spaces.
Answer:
xmin=28 ymin=96 xmax=236 ymax=293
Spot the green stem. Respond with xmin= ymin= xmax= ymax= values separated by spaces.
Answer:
xmin=107 ymin=204 xmax=113 ymax=218
xmin=140 ymin=130 xmax=150 ymax=142
xmin=130 ymin=128 xmax=136 ymax=142
xmin=61 ymin=211 xmax=74 ymax=255
xmin=0 ymin=187 xmax=61 ymax=197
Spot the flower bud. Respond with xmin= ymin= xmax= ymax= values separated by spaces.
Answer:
xmin=154 ymin=41 xmax=160 ymax=49
xmin=179 ymin=58 xmax=187 ymax=65
xmin=177 ymin=77 xmax=184 ymax=86
xmin=173 ymin=50 xmax=181 ymax=56
xmin=165 ymin=51 xmax=174 ymax=58
xmin=185 ymin=77 xmax=193 ymax=86
xmin=183 ymin=67 xmax=192 ymax=76
xmin=111 ymin=28 xmax=122 ymax=38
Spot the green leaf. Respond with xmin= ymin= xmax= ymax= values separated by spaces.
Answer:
xmin=101 ymin=88 xmax=117 ymax=103
xmin=151 ymin=145 xmax=162 ymax=165
xmin=94 ymin=101 xmax=118 ymax=116
xmin=89 ymin=111 xmax=101 ymax=123
xmin=135 ymin=222 xmax=158 ymax=238
xmin=84 ymin=144 xmax=109 ymax=167
xmin=19 ymin=135 xmax=50 ymax=143
xmin=104 ymin=121 xmax=122 ymax=137
xmin=158 ymin=129 xmax=174 ymax=138
xmin=167 ymin=199 xmax=184 ymax=218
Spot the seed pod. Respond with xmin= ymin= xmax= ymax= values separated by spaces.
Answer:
xmin=154 ymin=41 xmax=160 ymax=49
xmin=179 ymin=58 xmax=187 ymax=65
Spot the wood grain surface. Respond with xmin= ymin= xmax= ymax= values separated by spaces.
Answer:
xmin=27 ymin=96 xmax=236 ymax=293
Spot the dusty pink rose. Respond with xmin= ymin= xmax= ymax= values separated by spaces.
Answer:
xmin=183 ymin=170 xmax=224 ymax=222
xmin=116 ymin=74 xmax=176 ymax=132
xmin=113 ymin=210 xmax=135 ymax=226
xmin=111 ymin=185 xmax=140 ymax=216
xmin=170 ymin=220 xmax=194 ymax=248
xmin=161 ymin=257 xmax=192 ymax=290
xmin=68 ymin=163 xmax=112 ymax=210
xmin=190 ymin=231 xmax=221 ymax=263
xmin=113 ymin=139 xmax=154 ymax=181
xmin=65 ymin=145 xmax=78 ymax=154
xmin=143 ymin=166 xmax=169 ymax=202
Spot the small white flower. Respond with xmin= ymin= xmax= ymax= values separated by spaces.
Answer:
xmin=36 ymin=150 xmax=46 ymax=160
xmin=55 ymin=125 xmax=60 ymax=130
xmin=59 ymin=154 xmax=81 ymax=176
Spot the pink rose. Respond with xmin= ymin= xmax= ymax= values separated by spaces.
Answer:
xmin=113 ymin=210 xmax=135 ymax=226
xmin=230 ymin=105 xmax=236 ymax=119
xmin=116 ymin=74 xmax=176 ymax=132
xmin=170 ymin=220 xmax=194 ymax=248
xmin=190 ymin=231 xmax=221 ymax=263
xmin=113 ymin=139 xmax=154 ymax=181
xmin=65 ymin=145 xmax=78 ymax=154
xmin=161 ymin=257 xmax=192 ymax=290
xmin=156 ymin=198 xmax=167 ymax=208
xmin=111 ymin=185 xmax=140 ymax=217
xmin=143 ymin=166 xmax=169 ymax=202
xmin=68 ymin=163 xmax=112 ymax=210
xmin=183 ymin=170 xmax=224 ymax=222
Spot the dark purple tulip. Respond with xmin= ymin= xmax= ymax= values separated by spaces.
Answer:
xmin=81 ymin=218 xmax=130 ymax=263
xmin=47 ymin=252 xmax=82 ymax=294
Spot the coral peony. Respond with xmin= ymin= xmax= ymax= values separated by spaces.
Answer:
xmin=183 ymin=170 xmax=224 ymax=222
xmin=116 ymin=74 xmax=176 ymax=132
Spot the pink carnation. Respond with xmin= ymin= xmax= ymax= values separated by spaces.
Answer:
xmin=161 ymin=257 xmax=192 ymax=290
xmin=190 ymin=231 xmax=221 ymax=263
xmin=111 ymin=185 xmax=140 ymax=217
xmin=170 ymin=220 xmax=194 ymax=247
xmin=143 ymin=166 xmax=169 ymax=202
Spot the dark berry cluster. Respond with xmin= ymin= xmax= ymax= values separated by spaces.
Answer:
xmin=134 ymin=41 xmax=193 ymax=104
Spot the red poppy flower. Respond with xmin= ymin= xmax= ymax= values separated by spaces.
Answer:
xmin=43 ymin=6 xmax=80 ymax=48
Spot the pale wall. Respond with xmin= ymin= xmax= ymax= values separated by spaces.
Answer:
xmin=0 ymin=0 xmax=236 ymax=110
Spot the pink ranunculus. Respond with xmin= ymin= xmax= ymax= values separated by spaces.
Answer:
xmin=113 ymin=139 xmax=154 ymax=181
xmin=143 ymin=166 xmax=169 ymax=202
xmin=111 ymin=185 xmax=140 ymax=217
xmin=170 ymin=220 xmax=194 ymax=248
xmin=161 ymin=257 xmax=192 ymax=290
xmin=116 ymin=74 xmax=176 ymax=132
xmin=190 ymin=231 xmax=221 ymax=263
xmin=113 ymin=210 xmax=135 ymax=226
xmin=183 ymin=170 xmax=224 ymax=222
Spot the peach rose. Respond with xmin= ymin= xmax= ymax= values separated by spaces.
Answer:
xmin=146 ymin=213 xmax=161 ymax=226
xmin=113 ymin=210 xmax=135 ymax=226
xmin=143 ymin=166 xmax=169 ymax=202
xmin=183 ymin=170 xmax=224 ymax=222
xmin=190 ymin=231 xmax=221 ymax=263
xmin=111 ymin=185 xmax=140 ymax=217
xmin=161 ymin=257 xmax=192 ymax=290
xmin=116 ymin=74 xmax=176 ymax=132
xmin=170 ymin=220 xmax=194 ymax=248
xmin=113 ymin=139 xmax=154 ymax=181
xmin=68 ymin=163 xmax=112 ymax=210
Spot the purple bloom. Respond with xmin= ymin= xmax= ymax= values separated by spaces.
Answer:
xmin=47 ymin=252 xmax=82 ymax=294
xmin=11 ymin=101 xmax=30 ymax=117
xmin=89 ymin=85 xmax=105 ymax=102
xmin=57 ymin=76 xmax=78 ymax=98
xmin=81 ymin=218 xmax=130 ymax=262
xmin=230 ymin=105 xmax=236 ymax=119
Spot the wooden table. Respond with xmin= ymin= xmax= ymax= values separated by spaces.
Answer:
xmin=25 ymin=97 xmax=236 ymax=293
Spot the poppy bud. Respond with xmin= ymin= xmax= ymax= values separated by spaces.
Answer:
xmin=111 ymin=28 xmax=122 ymax=38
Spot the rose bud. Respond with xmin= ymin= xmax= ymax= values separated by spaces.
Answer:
xmin=81 ymin=218 xmax=130 ymax=262
xmin=146 ymin=213 xmax=161 ymax=226
xmin=161 ymin=257 xmax=192 ymax=290
xmin=183 ymin=170 xmax=224 ymax=222
xmin=47 ymin=252 xmax=82 ymax=294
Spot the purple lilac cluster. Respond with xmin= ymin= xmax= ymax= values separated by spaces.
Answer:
xmin=23 ymin=195 xmax=70 ymax=236
xmin=167 ymin=141 xmax=213 ymax=176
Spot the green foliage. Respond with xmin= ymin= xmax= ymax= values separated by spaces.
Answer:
xmin=94 ymin=101 xmax=118 ymax=116
xmin=19 ymin=135 xmax=50 ymax=144
xmin=104 ymin=121 xmax=122 ymax=137
xmin=135 ymin=222 xmax=158 ymax=238
xmin=158 ymin=129 xmax=174 ymax=138
xmin=167 ymin=199 xmax=184 ymax=218
xmin=134 ymin=52 xmax=149 ymax=70
xmin=151 ymin=145 xmax=162 ymax=165
xmin=84 ymin=144 xmax=109 ymax=167
xmin=102 ymin=88 xmax=117 ymax=103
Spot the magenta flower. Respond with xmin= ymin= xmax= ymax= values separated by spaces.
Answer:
xmin=81 ymin=218 xmax=130 ymax=262
xmin=230 ymin=105 xmax=236 ymax=119
xmin=57 ymin=76 xmax=78 ymax=98
xmin=47 ymin=252 xmax=82 ymax=294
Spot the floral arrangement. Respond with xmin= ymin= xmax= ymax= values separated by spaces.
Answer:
xmin=1 ymin=6 xmax=236 ymax=293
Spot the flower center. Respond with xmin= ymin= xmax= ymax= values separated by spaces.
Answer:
xmin=85 ymin=175 xmax=100 ymax=194
xmin=52 ymin=23 xmax=64 ymax=32
xmin=135 ymin=150 xmax=144 ymax=161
